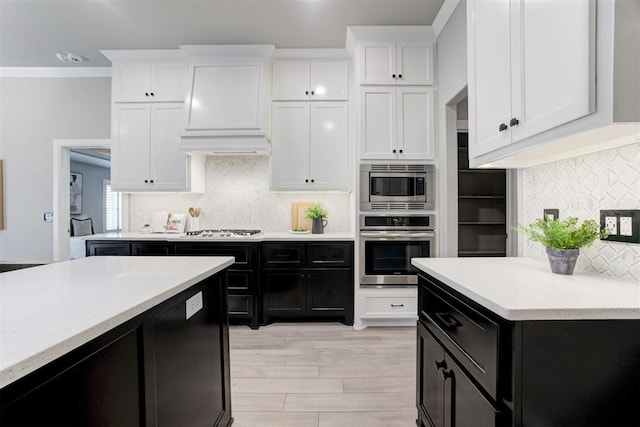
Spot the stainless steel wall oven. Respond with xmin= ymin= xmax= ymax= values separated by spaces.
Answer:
xmin=360 ymin=164 xmax=435 ymax=211
xmin=359 ymin=214 xmax=435 ymax=286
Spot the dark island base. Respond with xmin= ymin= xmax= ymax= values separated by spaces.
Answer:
xmin=0 ymin=271 xmax=233 ymax=427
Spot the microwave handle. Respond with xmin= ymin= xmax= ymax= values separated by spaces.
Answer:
xmin=360 ymin=232 xmax=435 ymax=238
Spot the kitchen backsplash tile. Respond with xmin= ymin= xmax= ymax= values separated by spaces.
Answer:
xmin=523 ymin=143 xmax=640 ymax=281
xmin=129 ymin=156 xmax=353 ymax=233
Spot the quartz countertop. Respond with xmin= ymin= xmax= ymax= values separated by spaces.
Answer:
xmin=85 ymin=231 xmax=355 ymax=241
xmin=0 ymin=256 xmax=234 ymax=388
xmin=412 ymin=257 xmax=640 ymax=321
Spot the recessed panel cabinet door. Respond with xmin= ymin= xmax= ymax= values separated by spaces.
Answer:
xmin=310 ymin=62 xmax=349 ymax=100
xmin=397 ymin=41 xmax=435 ymax=85
xmin=270 ymin=103 xmax=310 ymax=190
xmin=150 ymin=103 xmax=188 ymax=190
xmin=309 ymin=103 xmax=349 ymax=190
xmin=360 ymin=87 xmax=396 ymax=159
xmin=417 ymin=323 xmax=445 ymax=427
xmin=112 ymin=104 xmax=152 ymax=190
xmin=360 ymin=42 xmax=396 ymax=85
xmin=272 ymin=61 xmax=310 ymax=101
xmin=397 ymin=87 xmax=435 ymax=159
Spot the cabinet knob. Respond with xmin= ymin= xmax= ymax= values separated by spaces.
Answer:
xmin=399 ymin=149 xmax=403 ymax=154
xmin=305 ymin=179 xmax=309 ymax=183
xmin=392 ymin=149 xmax=397 ymax=153
xmin=509 ymin=117 xmax=519 ymax=127
xmin=144 ymin=179 xmax=149 ymax=183
xmin=434 ymin=360 xmax=447 ymax=370
xmin=145 ymin=92 xmax=149 ymax=97
xmin=392 ymin=74 xmax=396 ymax=79
xmin=498 ymin=123 xmax=508 ymax=132
xmin=150 ymin=92 xmax=155 ymax=97
xmin=311 ymin=90 xmax=315 ymax=95
xmin=150 ymin=179 xmax=154 ymax=183
xmin=311 ymin=179 xmax=315 ymax=183
xmin=300 ymin=274 xmax=305 ymax=279
xmin=305 ymin=91 xmax=309 ymax=95
xmin=398 ymin=74 xmax=403 ymax=79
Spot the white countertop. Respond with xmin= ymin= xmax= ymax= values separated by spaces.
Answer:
xmin=412 ymin=257 xmax=640 ymax=321
xmin=0 ymin=256 xmax=234 ymax=388
xmin=86 ymin=231 xmax=355 ymax=241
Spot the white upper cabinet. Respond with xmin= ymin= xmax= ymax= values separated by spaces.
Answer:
xmin=112 ymin=103 xmax=203 ymax=192
xmin=271 ymin=102 xmax=349 ymax=191
xmin=111 ymin=63 xmax=187 ymax=103
xmin=360 ymin=86 xmax=435 ymax=160
xmin=467 ymin=0 xmax=596 ymax=163
xmin=360 ymin=41 xmax=434 ymax=86
xmin=272 ymin=61 xmax=349 ymax=101
xmin=184 ymin=63 xmax=266 ymax=133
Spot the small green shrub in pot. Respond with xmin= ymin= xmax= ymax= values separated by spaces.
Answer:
xmin=305 ymin=203 xmax=328 ymax=234
xmin=515 ymin=216 xmax=608 ymax=275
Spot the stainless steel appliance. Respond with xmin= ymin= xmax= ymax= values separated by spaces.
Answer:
xmin=360 ymin=164 xmax=435 ymax=211
xmin=359 ymin=214 xmax=435 ymax=286
xmin=183 ymin=229 xmax=262 ymax=238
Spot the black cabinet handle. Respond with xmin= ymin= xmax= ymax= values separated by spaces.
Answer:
xmin=434 ymin=360 xmax=447 ymax=370
xmin=305 ymin=91 xmax=309 ymax=95
xmin=311 ymin=91 xmax=315 ymax=95
xmin=150 ymin=92 xmax=155 ymax=97
xmin=399 ymin=149 xmax=403 ymax=154
xmin=390 ymin=304 xmax=404 ymax=308
xmin=510 ymin=117 xmax=519 ymax=127
xmin=392 ymin=149 xmax=397 ymax=153
xmin=305 ymin=179 xmax=309 ymax=183
xmin=144 ymin=92 xmax=149 ymax=97
xmin=149 ymin=179 xmax=154 ymax=183
xmin=441 ymin=369 xmax=454 ymax=380
xmin=300 ymin=274 xmax=305 ymax=279
xmin=498 ymin=123 xmax=508 ymax=132
xmin=144 ymin=179 xmax=149 ymax=183
xmin=392 ymin=74 xmax=396 ymax=78
xmin=398 ymin=74 xmax=403 ymax=79
xmin=434 ymin=312 xmax=462 ymax=330
xmin=310 ymin=179 xmax=314 ymax=183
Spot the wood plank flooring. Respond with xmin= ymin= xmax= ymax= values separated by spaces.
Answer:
xmin=229 ymin=323 xmax=417 ymax=427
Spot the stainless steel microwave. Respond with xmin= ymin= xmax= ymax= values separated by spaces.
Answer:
xmin=360 ymin=164 xmax=435 ymax=211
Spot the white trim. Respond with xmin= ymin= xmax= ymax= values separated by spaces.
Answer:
xmin=272 ymin=49 xmax=350 ymax=59
xmin=0 ymin=67 xmax=112 ymax=78
xmin=432 ymin=0 xmax=462 ymax=37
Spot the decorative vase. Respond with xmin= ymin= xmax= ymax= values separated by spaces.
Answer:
xmin=311 ymin=218 xmax=328 ymax=234
xmin=546 ymin=247 xmax=580 ymax=275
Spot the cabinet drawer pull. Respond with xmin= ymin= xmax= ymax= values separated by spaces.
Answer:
xmin=434 ymin=360 xmax=447 ymax=370
xmin=390 ymin=303 xmax=404 ymax=308
xmin=498 ymin=123 xmax=508 ymax=132
xmin=434 ymin=312 xmax=461 ymax=330
xmin=441 ymin=369 xmax=454 ymax=380
xmin=509 ymin=117 xmax=519 ymax=127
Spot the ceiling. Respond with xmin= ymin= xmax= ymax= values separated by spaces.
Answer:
xmin=0 ymin=0 xmax=445 ymax=68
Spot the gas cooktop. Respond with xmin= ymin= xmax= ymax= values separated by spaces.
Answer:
xmin=184 ymin=229 xmax=262 ymax=238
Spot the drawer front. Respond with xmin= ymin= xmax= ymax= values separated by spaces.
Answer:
xmin=228 ymin=295 xmax=254 ymax=318
xmin=361 ymin=295 xmax=417 ymax=319
xmin=226 ymin=270 xmax=255 ymax=292
xmin=175 ymin=243 xmax=255 ymax=266
xmin=420 ymin=279 xmax=499 ymax=399
xmin=131 ymin=242 xmax=174 ymax=256
xmin=261 ymin=243 xmax=304 ymax=267
xmin=87 ymin=242 xmax=130 ymax=256
xmin=306 ymin=243 xmax=353 ymax=267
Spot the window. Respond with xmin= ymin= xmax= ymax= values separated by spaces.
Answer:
xmin=103 ymin=180 xmax=121 ymax=232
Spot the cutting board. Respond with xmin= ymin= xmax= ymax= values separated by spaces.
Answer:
xmin=291 ymin=202 xmax=313 ymax=231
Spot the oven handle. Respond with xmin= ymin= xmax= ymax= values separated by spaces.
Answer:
xmin=360 ymin=231 xmax=435 ymax=239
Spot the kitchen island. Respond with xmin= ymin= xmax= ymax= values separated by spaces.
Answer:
xmin=0 ymin=256 xmax=235 ymax=426
xmin=412 ymin=257 xmax=640 ymax=427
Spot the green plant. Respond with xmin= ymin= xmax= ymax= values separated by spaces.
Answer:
xmin=305 ymin=203 xmax=328 ymax=219
xmin=515 ymin=217 xmax=607 ymax=250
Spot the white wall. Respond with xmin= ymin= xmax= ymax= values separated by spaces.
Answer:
xmin=0 ymin=77 xmax=111 ymax=262
xmin=435 ymin=0 xmax=467 ymax=257
xmin=522 ymin=143 xmax=640 ymax=281
xmin=128 ymin=156 xmax=353 ymax=233
xmin=69 ymin=160 xmax=111 ymax=233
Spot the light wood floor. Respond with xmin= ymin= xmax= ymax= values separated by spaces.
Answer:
xmin=229 ymin=323 xmax=417 ymax=427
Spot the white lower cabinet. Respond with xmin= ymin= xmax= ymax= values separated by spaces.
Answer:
xmin=112 ymin=103 xmax=204 ymax=192
xmin=360 ymin=86 xmax=435 ymax=160
xmin=359 ymin=287 xmax=417 ymax=320
xmin=270 ymin=102 xmax=349 ymax=191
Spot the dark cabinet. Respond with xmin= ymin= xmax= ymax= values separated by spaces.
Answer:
xmin=175 ymin=243 xmax=260 ymax=329
xmin=131 ymin=242 xmax=174 ymax=256
xmin=417 ymin=273 xmax=640 ymax=427
xmin=261 ymin=242 xmax=353 ymax=325
xmin=86 ymin=241 xmax=131 ymax=256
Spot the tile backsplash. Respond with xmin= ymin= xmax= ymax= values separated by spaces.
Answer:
xmin=523 ymin=143 xmax=639 ymax=281
xmin=128 ymin=156 xmax=353 ymax=233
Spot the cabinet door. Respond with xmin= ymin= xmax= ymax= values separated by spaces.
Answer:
xmin=150 ymin=63 xmax=187 ymax=102
xmin=309 ymin=103 xmax=349 ymax=190
xmin=87 ymin=241 xmax=131 ymax=256
xmin=360 ymin=42 xmax=396 ymax=85
xmin=397 ymin=87 xmax=435 ymax=160
xmin=396 ymin=41 xmax=434 ymax=85
xmin=417 ymin=323 xmax=445 ymax=427
xmin=112 ymin=64 xmax=151 ymax=102
xmin=467 ymin=0 xmax=513 ymax=158
xmin=112 ymin=104 xmax=152 ymax=191
xmin=306 ymin=269 xmax=351 ymax=319
xmin=262 ymin=271 xmax=306 ymax=320
xmin=131 ymin=242 xmax=174 ymax=256
xmin=270 ymin=103 xmax=310 ymax=190
xmin=272 ymin=61 xmax=310 ymax=101
xmin=150 ymin=103 xmax=188 ymax=191
xmin=310 ymin=61 xmax=349 ymax=100
xmin=185 ymin=64 xmax=264 ymax=131
xmin=510 ymin=0 xmax=595 ymax=143
xmin=360 ymin=87 xmax=397 ymax=159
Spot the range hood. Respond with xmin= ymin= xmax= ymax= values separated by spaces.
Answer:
xmin=179 ymin=45 xmax=274 ymax=155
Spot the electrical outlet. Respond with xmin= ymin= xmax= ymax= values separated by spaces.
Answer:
xmin=543 ymin=209 xmax=559 ymax=221
xmin=43 ymin=212 xmax=53 ymax=222
xmin=605 ymin=216 xmax=617 ymax=235
xmin=185 ymin=291 xmax=203 ymax=320
xmin=620 ymin=217 xmax=632 ymax=236
xmin=600 ymin=210 xmax=640 ymax=244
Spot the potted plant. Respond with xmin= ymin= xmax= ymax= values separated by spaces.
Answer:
xmin=305 ymin=203 xmax=328 ymax=234
xmin=515 ymin=216 xmax=608 ymax=275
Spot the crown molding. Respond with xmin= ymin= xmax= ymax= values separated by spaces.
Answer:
xmin=0 ymin=67 xmax=112 ymax=78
